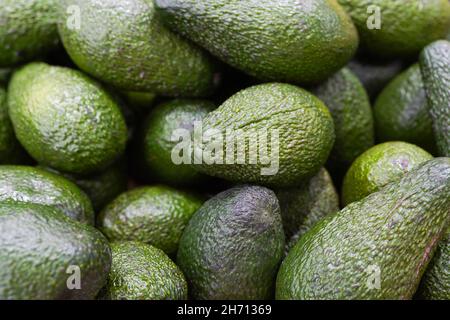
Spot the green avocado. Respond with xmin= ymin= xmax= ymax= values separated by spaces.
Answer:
xmin=177 ymin=185 xmax=285 ymax=300
xmin=0 ymin=165 xmax=94 ymax=224
xmin=275 ymin=168 xmax=339 ymax=252
xmin=276 ymin=158 xmax=450 ymax=300
xmin=374 ymin=64 xmax=437 ymax=154
xmin=420 ymin=40 xmax=450 ymax=157
xmin=0 ymin=202 xmax=111 ymax=299
xmin=314 ymin=67 xmax=374 ymax=172
xmin=417 ymin=229 xmax=450 ymax=300
xmin=338 ymin=0 xmax=450 ymax=57
xmin=141 ymin=99 xmax=215 ymax=186
xmin=155 ymin=0 xmax=358 ymax=84
xmin=41 ymin=163 xmax=127 ymax=212
xmin=122 ymin=91 xmax=157 ymax=110
xmin=0 ymin=0 xmax=59 ymax=67
xmin=99 ymin=241 xmax=187 ymax=300
xmin=98 ymin=186 xmax=203 ymax=256
xmin=0 ymin=86 xmax=28 ymax=164
xmin=8 ymin=62 xmax=128 ymax=175
xmin=342 ymin=142 xmax=433 ymax=206
xmin=192 ymin=83 xmax=335 ymax=188
xmin=57 ymin=0 xmax=216 ymax=96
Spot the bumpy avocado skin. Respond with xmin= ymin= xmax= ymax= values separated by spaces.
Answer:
xmin=347 ymin=58 xmax=404 ymax=100
xmin=374 ymin=64 xmax=437 ymax=154
xmin=0 ymin=165 xmax=94 ymax=224
xmin=7 ymin=63 xmax=128 ymax=175
xmin=177 ymin=185 xmax=285 ymax=300
xmin=0 ymin=202 xmax=111 ymax=299
xmin=277 ymin=158 xmax=450 ymax=300
xmin=98 ymin=186 xmax=203 ymax=256
xmin=99 ymin=241 xmax=187 ymax=300
xmin=57 ymin=0 xmax=216 ymax=96
xmin=338 ymin=0 xmax=450 ymax=57
xmin=193 ymin=83 xmax=335 ymax=188
xmin=420 ymin=40 xmax=450 ymax=157
xmin=141 ymin=99 xmax=215 ymax=186
xmin=314 ymin=68 xmax=374 ymax=171
xmin=42 ymin=163 xmax=127 ymax=212
xmin=342 ymin=142 xmax=433 ymax=206
xmin=0 ymin=0 xmax=59 ymax=67
xmin=417 ymin=230 xmax=450 ymax=300
xmin=155 ymin=0 xmax=358 ymax=84
xmin=0 ymin=87 xmax=28 ymax=164
xmin=275 ymin=168 xmax=339 ymax=252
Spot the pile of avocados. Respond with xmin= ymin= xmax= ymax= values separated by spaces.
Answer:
xmin=0 ymin=0 xmax=449 ymax=300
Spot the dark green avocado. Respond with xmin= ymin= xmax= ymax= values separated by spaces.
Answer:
xmin=374 ymin=64 xmax=437 ymax=154
xmin=0 ymin=165 xmax=94 ymax=224
xmin=177 ymin=185 xmax=285 ymax=300
xmin=314 ymin=67 xmax=374 ymax=172
xmin=277 ymin=158 xmax=450 ymax=300
xmin=8 ymin=62 xmax=128 ymax=175
xmin=420 ymin=40 xmax=450 ymax=156
xmin=99 ymin=241 xmax=187 ymax=300
xmin=155 ymin=0 xmax=358 ymax=84
xmin=0 ymin=202 xmax=111 ymax=299
xmin=275 ymin=167 xmax=339 ymax=252
xmin=57 ymin=0 xmax=216 ymax=96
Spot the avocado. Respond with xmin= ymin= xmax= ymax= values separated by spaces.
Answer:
xmin=98 ymin=186 xmax=203 ymax=256
xmin=374 ymin=64 xmax=437 ymax=154
xmin=99 ymin=241 xmax=187 ymax=300
xmin=314 ymin=68 xmax=374 ymax=172
xmin=275 ymin=168 xmax=339 ymax=251
xmin=0 ymin=165 xmax=94 ymax=224
xmin=155 ymin=0 xmax=358 ymax=85
xmin=0 ymin=202 xmax=111 ymax=299
xmin=338 ymin=0 xmax=450 ymax=57
xmin=347 ymin=57 xmax=404 ymax=100
xmin=192 ymin=83 xmax=335 ymax=188
xmin=57 ymin=0 xmax=216 ymax=96
xmin=420 ymin=40 xmax=450 ymax=157
xmin=276 ymin=158 xmax=450 ymax=300
xmin=8 ymin=62 xmax=128 ymax=175
xmin=342 ymin=142 xmax=433 ymax=206
xmin=141 ymin=99 xmax=215 ymax=186
xmin=177 ymin=185 xmax=284 ymax=300
xmin=0 ymin=86 xmax=28 ymax=164
xmin=417 ymin=229 xmax=450 ymax=300
xmin=42 ymin=163 xmax=127 ymax=212
xmin=0 ymin=0 xmax=59 ymax=67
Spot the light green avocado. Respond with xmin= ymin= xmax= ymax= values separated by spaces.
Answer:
xmin=342 ymin=142 xmax=433 ymax=205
